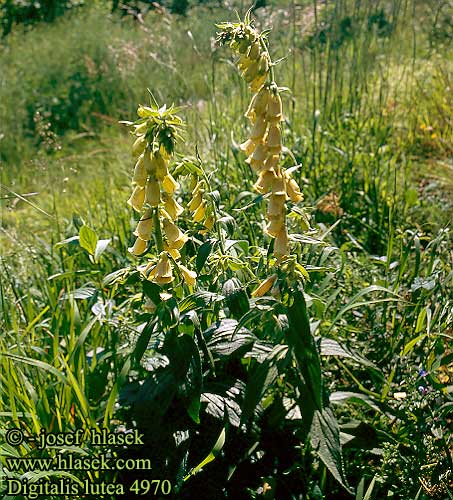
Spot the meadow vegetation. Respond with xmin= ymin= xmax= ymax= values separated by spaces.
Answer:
xmin=1 ymin=1 xmax=452 ymax=499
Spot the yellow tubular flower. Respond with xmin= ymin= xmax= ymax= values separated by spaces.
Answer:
xmin=263 ymin=154 xmax=280 ymax=171
xmin=200 ymin=214 xmax=215 ymax=234
xmin=178 ymin=264 xmax=197 ymax=286
xmin=250 ymin=115 xmax=268 ymax=141
xmin=152 ymin=153 xmax=168 ymax=180
xmin=251 ymin=274 xmax=278 ymax=297
xmin=151 ymin=253 xmax=173 ymax=285
xmin=162 ymin=173 xmax=179 ymax=194
xmin=274 ymin=226 xmax=290 ymax=261
xmin=128 ymin=237 xmax=147 ymax=256
xmin=285 ymin=175 xmax=304 ymax=203
xmin=163 ymin=218 xmax=188 ymax=249
xmin=164 ymin=246 xmax=181 ymax=260
xmin=243 ymin=60 xmax=259 ymax=83
xmin=188 ymin=190 xmax=203 ymax=211
xmin=128 ymin=186 xmax=145 ymax=212
xmin=240 ymin=139 xmax=257 ymax=157
xmin=271 ymin=174 xmax=286 ymax=195
xmin=252 ymin=87 xmax=270 ymax=116
xmin=254 ymin=170 xmax=276 ymax=194
xmin=163 ymin=195 xmax=184 ymax=220
xmin=238 ymin=55 xmax=253 ymax=71
xmin=266 ymin=93 xmax=283 ymax=122
xmin=192 ymin=201 xmax=206 ymax=223
xmin=134 ymin=209 xmax=153 ymax=240
xmin=132 ymin=135 xmax=146 ymax=157
xmin=145 ymin=178 xmax=160 ymax=207
xmin=267 ymin=193 xmax=286 ymax=218
xmin=266 ymin=124 xmax=282 ymax=152
xmin=133 ymin=155 xmax=147 ymax=187
xmin=266 ymin=217 xmax=285 ymax=237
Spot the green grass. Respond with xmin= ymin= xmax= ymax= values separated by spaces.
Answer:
xmin=1 ymin=1 xmax=452 ymax=499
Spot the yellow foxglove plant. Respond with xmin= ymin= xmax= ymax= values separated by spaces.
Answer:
xmin=216 ymin=13 xmax=304 ymax=295
xmin=217 ymin=11 xmax=303 ymax=297
xmin=124 ymin=102 xmax=197 ymax=287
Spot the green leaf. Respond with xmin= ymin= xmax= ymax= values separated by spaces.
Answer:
xmin=196 ymin=240 xmax=213 ymax=272
xmin=94 ymin=238 xmax=111 ymax=262
xmin=286 ymin=288 xmax=322 ymax=411
xmin=241 ymin=344 xmax=289 ymax=425
xmin=204 ymin=319 xmax=255 ymax=357
xmin=184 ymin=427 xmax=226 ymax=481
xmin=79 ymin=225 xmax=98 ymax=256
xmin=311 ymin=407 xmax=351 ymax=493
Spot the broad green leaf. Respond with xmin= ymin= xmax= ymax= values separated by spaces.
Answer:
xmin=79 ymin=225 xmax=98 ymax=256
xmin=196 ymin=240 xmax=213 ymax=272
xmin=311 ymin=407 xmax=351 ymax=493
xmin=287 ymin=288 xmax=322 ymax=411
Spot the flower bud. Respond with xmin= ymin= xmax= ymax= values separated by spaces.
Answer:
xmin=251 ymin=274 xmax=277 ymax=297
xmin=145 ymin=178 xmax=160 ymax=207
xmin=248 ymin=41 xmax=260 ymax=61
xmin=250 ymin=73 xmax=267 ymax=92
xmin=127 ymin=186 xmax=145 ymax=212
xmin=128 ymin=237 xmax=147 ymax=256
xmin=178 ymin=264 xmax=197 ymax=286
xmin=132 ymin=135 xmax=146 ymax=157
xmin=257 ymin=54 xmax=269 ymax=75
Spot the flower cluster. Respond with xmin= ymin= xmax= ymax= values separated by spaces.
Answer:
xmin=125 ymin=103 xmax=196 ymax=286
xmin=217 ymin=19 xmax=303 ymax=263
xmin=216 ymin=20 xmax=270 ymax=92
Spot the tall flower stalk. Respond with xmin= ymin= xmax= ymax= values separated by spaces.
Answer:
xmin=125 ymin=102 xmax=197 ymax=287
xmin=216 ymin=13 xmax=303 ymax=264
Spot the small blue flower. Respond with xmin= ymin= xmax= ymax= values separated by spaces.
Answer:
xmin=418 ymin=369 xmax=428 ymax=378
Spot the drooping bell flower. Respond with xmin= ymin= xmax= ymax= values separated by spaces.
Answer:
xmin=134 ymin=209 xmax=153 ymax=240
xmin=128 ymin=237 xmax=147 ymax=256
xmin=178 ymin=264 xmax=197 ymax=286
xmin=127 ymin=186 xmax=145 ymax=212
